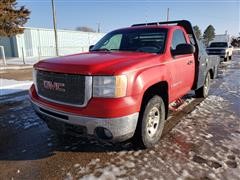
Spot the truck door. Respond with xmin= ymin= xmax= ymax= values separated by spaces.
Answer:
xmin=170 ymin=29 xmax=195 ymax=99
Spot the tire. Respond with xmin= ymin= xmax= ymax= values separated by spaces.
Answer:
xmin=224 ymin=54 xmax=229 ymax=62
xmin=195 ymin=72 xmax=211 ymax=98
xmin=134 ymin=95 xmax=165 ymax=148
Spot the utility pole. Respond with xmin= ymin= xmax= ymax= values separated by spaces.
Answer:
xmin=167 ymin=8 xmax=169 ymax=21
xmin=51 ymin=0 xmax=59 ymax=56
xmin=97 ymin=23 xmax=101 ymax=33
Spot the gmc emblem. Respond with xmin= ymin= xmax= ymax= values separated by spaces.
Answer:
xmin=43 ymin=80 xmax=66 ymax=92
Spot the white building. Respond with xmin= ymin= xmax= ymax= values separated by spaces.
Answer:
xmin=0 ymin=27 xmax=105 ymax=58
xmin=210 ymin=34 xmax=231 ymax=43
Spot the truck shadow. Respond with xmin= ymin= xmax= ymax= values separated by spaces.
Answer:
xmin=0 ymin=95 xmax=203 ymax=161
xmin=52 ymin=96 xmax=203 ymax=152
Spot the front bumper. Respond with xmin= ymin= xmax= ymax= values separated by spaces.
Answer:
xmin=31 ymin=100 xmax=139 ymax=142
xmin=29 ymin=85 xmax=141 ymax=118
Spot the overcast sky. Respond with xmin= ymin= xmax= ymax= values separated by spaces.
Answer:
xmin=18 ymin=0 xmax=240 ymax=36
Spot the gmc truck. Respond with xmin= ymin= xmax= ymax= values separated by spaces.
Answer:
xmin=206 ymin=41 xmax=233 ymax=61
xmin=29 ymin=20 xmax=219 ymax=148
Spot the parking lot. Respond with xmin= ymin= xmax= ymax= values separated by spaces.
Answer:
xmin=0 ymin=55 xmax=240 ymax=179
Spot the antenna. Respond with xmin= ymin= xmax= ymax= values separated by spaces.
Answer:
xmin=167 ymin=8 xmax=170 ymax=22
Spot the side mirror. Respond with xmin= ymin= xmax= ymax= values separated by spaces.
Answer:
xmin=89 ymin=45 xmax=94 ymax=51
xmin=172 ymin=44 xmax=195 ymax=56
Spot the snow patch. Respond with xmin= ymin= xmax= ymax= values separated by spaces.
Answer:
xmin=0 ymin=79 xmax=32 ymax=96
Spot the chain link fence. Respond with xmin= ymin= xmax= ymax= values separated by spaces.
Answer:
xmin=2 ymin=46 xmax=90 ymax=66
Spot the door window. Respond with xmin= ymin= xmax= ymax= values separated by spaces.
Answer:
xmin=171 ymin=29 xmax=187 ymax=50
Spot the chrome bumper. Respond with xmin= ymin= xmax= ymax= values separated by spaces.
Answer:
xmin=31 ymin=101 xmax=139 ymax=142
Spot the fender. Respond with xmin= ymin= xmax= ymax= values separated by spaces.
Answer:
xmin=127 ymin=63 xmax=172 ymax=104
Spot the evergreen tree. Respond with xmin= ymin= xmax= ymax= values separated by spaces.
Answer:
xmin=0 ymin=0 xmax=30 ymax=37
xmin=203 ymin=25 xmax=215 ymax=46
xmin=193 ymin=25 xmax=202 ymax=40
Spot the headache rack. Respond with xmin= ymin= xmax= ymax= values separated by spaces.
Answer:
xmin=132 ymin=20 xmax=195 ymax=39
xmin=132 ymin=20 xmax=199 ymax=55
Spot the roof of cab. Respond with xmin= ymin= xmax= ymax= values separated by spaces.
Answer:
xmin=114 ymin=25 xmax=180 ymax=32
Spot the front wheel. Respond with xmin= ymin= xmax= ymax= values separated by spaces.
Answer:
xmin=134 ymin=95 xmax=165 ymax=148
xmin=224 ymin=54 xmax=229 ymax=62
xmin=195 ymin=72 xmax=211 ymax=98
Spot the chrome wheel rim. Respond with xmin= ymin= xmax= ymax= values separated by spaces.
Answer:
xmin=146 ymin=107 xmax=160 ymax=138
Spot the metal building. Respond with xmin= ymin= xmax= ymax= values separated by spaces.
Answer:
xmin=211 ymin=34 xmax=231 ymax=43
xmin=0 ymin=27 xmax=105 ymax=58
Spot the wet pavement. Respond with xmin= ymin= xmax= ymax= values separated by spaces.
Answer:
xmin=0 ymin=55 xmax=240 ymax=180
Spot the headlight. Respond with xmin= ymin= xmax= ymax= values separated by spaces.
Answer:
xmin=93 ymin=75 xmax=127 ymax=98
xmin=32 ymin=69 xmax=37 ymax=89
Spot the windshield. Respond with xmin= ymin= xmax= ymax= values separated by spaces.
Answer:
xmin=91 ymin=28 xmax=167 ymax=54
xmin=209 ymin=42 xmax=228 ymax=48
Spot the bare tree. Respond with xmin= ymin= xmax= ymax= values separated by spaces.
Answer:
xmin=76 ymin=26 xmax=96 ymax=33
xmin=231 ymin=37 xmax=240 ymax=47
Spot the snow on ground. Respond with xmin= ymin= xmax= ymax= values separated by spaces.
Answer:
xmin=0 ymin=79 xmax=32 ymax=96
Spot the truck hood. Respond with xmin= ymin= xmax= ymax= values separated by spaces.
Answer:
xmin=35 ymin=52 xmax=158 ymax=75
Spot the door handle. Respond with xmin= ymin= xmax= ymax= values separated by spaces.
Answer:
xmin=187 ymin=60 xmax=193 ymax=65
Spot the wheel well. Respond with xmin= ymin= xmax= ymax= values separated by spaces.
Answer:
xmin=141 ymin=81 xmax=169 ymax=119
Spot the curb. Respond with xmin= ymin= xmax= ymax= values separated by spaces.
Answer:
xmin=0 ymin=65 xmax=33 ymax=71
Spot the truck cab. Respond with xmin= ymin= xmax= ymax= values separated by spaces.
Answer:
xmin=206 ymin=41 xmax=233 ymax=61
xmin=29 ymin=20 xmax=219 ymax=148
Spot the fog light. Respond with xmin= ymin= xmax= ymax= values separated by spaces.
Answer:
xmin=95 ymin=127 xmax=113 ymax=140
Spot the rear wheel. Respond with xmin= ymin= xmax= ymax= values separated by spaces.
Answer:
xmin=195 ymin=72 xmax=210 ymax=98
xmin=134 ymin=95 xmax=165 ymax=148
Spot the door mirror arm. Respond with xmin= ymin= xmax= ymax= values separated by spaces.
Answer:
xmin=89 ymin=45 xmax=94 ymax=51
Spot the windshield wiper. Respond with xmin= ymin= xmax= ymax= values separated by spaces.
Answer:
xmin=91 ymin=48 xmax=124 ymax=52
xmin=91 ymin=48 xmax=110 ymax=52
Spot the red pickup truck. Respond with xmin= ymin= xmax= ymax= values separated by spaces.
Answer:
xmin=29 ymin=20 xmax=219 ymax=148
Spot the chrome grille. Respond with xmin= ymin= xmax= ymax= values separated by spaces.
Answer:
xmin=207 ymin=49 xmax=223 ymax=54
xmin=36 ymin=70 xmax=92 ymax=107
